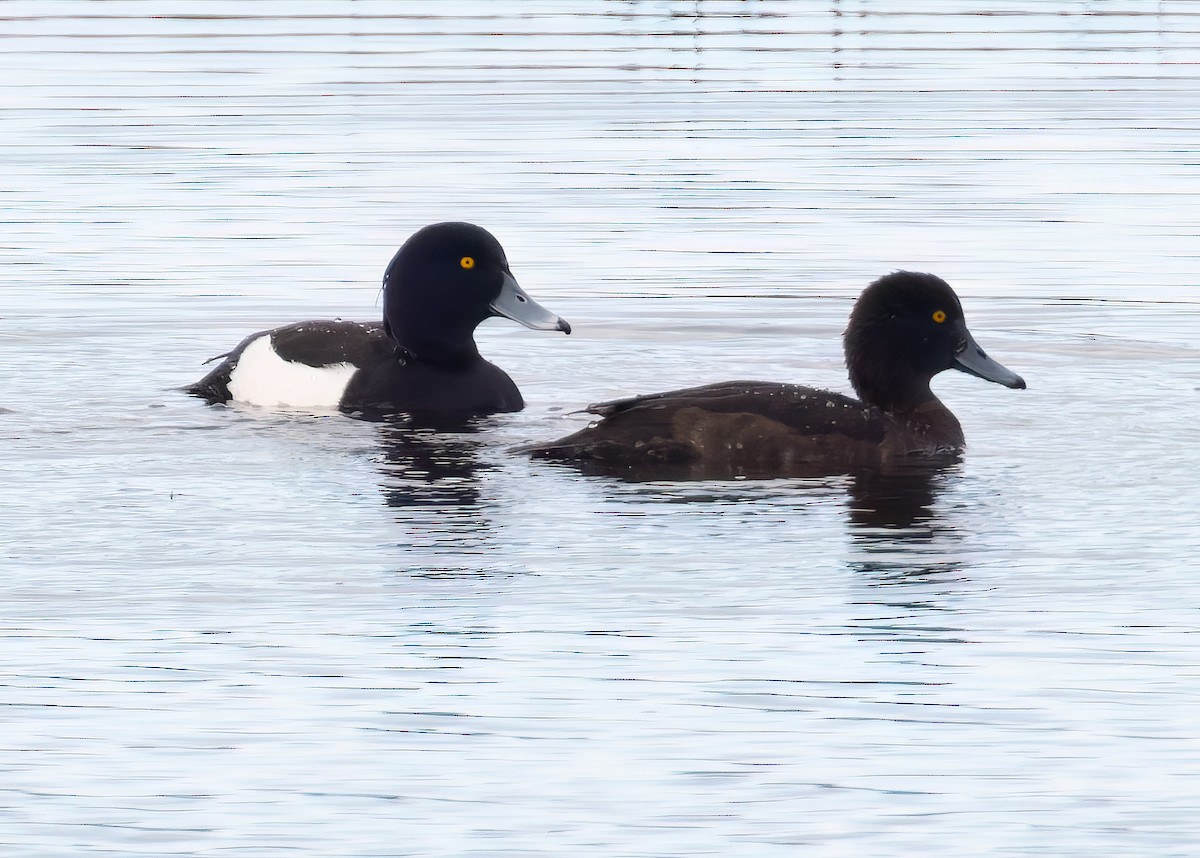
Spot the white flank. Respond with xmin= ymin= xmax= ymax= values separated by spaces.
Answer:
xmin=226 ymin=334 xmax=358 ymax=409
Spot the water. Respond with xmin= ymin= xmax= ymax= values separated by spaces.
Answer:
xmin=4 ymin=2 xmax=1200 ymax=855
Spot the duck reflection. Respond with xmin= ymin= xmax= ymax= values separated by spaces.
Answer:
xmin=537 ymin=451 xmax=966 ymax=581
xmin=374 ymin=418 xmax=512 ymax=578
xmin=374 ymin=417 xmax=488 ymax=508
xmin=847 ymin=459 xmax=952 ymax=530
xmin=846 ymin=460 xmax=966 ymax=582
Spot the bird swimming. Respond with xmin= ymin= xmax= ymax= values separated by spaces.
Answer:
xmin=525 ymin=271 xmax=1024 ymax=479
xmin=188 ymin=222 xmax=571 ymax=418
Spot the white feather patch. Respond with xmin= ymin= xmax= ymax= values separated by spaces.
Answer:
xmin=226 ymin=334 xmax=358 ymax=409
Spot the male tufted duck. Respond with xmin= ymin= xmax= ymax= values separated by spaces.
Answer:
xmin=188 ymin=222 xmax=571 ymax=417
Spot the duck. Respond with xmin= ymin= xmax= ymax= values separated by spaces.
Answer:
xmin=525 ymin=271 xmax=1024 ymax=478
xmin=188 ymin=222 xmax=571 ymax=417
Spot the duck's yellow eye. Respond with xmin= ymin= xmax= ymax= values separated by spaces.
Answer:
xmin=932 ymin=310 xmax=947 ymax=323
xmin=459 ymin=256 xmax=475 ymax=270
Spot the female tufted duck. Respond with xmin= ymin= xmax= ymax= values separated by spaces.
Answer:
xmin=188 ymin=222 xmax=571 ymax=417
xmin=526 ymin=271 xmax=1024 ymax=478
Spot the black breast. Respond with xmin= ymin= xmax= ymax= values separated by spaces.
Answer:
xmin=340 ymin=356 xmax=524 ymax=419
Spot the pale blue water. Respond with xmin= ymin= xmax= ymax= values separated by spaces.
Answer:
xmin=3 ymin=3 xmax=1200 ymax=855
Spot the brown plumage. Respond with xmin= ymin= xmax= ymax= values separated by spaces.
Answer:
xmin=525 ymin=271 xmax=1025 ymax=480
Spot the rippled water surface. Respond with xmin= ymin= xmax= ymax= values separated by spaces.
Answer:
xmin=4 ymin=2 xmax=1200 ymax=855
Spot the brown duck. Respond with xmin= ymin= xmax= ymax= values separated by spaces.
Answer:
xmin=526 ymin=271 xmax=1025 ymax=479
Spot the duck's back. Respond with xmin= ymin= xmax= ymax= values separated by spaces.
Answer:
xmin=188 ymin=320 xmax=392 ymax=407
xmin=527 ymin=380 xmax=906 ymax=478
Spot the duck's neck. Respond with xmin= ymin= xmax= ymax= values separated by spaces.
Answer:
xmin=851 ymin=373 xmax=964 ymax=447
xmin=850 ymin=368 xmax=934 ymax=416
xmin=903 ymin=396 xmax=964 ymax=448
xmin=385 ymin=321 xmax=481 ymax=367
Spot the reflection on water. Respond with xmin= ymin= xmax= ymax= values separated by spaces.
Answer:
xmin=374 ymin=420 xmax=521 ymax=579
xmin=375 ymin=420 xmax=488 ymax=509
xmin=847 ymin=463 xmax=952 ymax=531
xmin=848 ymin=464 xmax=966 ymax=583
